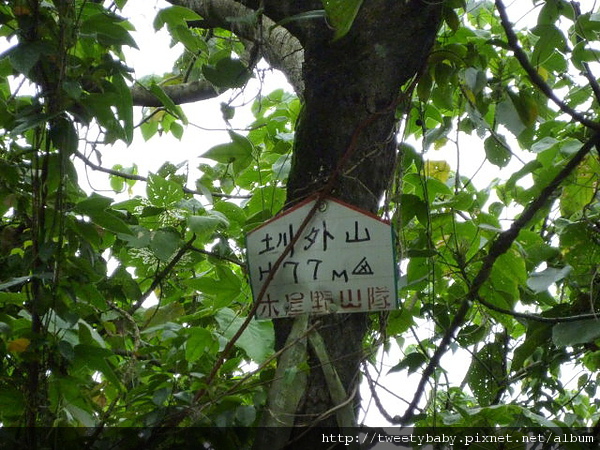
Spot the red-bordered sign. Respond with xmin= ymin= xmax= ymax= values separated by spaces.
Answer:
xmin=246 ymin=196 xmax=398 ymax=319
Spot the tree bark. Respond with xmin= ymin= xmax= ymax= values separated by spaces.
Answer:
xmin=276 ymin=0 xmax=442 ymax=436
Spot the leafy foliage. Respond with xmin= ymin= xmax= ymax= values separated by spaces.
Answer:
xmin=0 ymin=0 xmax=600 ymax=444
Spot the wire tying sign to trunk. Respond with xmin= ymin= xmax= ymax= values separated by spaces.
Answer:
xmin=246 ymin=196 xmax=398 ymax=319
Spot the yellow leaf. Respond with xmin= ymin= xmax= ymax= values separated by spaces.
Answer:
xmin=463 ymin=87 xmax=476 ymax=104
xmin=560 ymin=154 xmax=600 ymax=217
xmin=148 ymin=109 xmax=166 ymax=123
xmin=537 ymin=67 xmax=549 ymax=81
xmin=425 ymin=160 xmax=451 ymax=182
xmin=92 ymin=394 xmax=107 ymax=408
xmin=8 ymin=338 xmax=30 ymax=353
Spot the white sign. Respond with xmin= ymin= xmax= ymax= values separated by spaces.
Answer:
xmin=246 ymin=196 xmax=398 ymax=319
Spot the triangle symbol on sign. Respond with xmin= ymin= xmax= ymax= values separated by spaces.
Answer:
xmin=352 ymin=257 xmax=374 ymax=275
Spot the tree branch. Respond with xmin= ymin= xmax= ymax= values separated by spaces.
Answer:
xmin=495 ymin=0 xmax=600 ymax=131
xmin=189 ymin=245 xmax=245 ymax=268
xmin=165 ymin=0 xmax=304 ymax=96
xmin=476 ymin=293 xmax=600 ymax=324
xmin=570 ymin=1 xmax=600 ymax=106
xmin=395 ymin=130 xmax=600 ymax=425
xmin=74 ymin=150 xmax=251 ymax=199
xmin=129 ymin=235 xmax=196 ymax=314
xmin=131 ymin=79 xmax=218 ymax=107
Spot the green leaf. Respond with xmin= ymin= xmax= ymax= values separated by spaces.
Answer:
xmin=90 ymin=210 xmax=132 ymax=235
xmin=109 ymin=173 xmax=124 ymax=192
xmin=188 ymin=211 xmax=229 ymax=236
xmin=0 ymin=387 xmax=25 ymax=418
xmin=0 ymin=275 xmax=33 ymax=291
xmin=399 ymin=194 xmax=428 ymax=225
xmin=512 ymin=322 xmax=552 ymax=371
xmin=424 ymin=116 xmax=453 ymax=150
xmin=322 ymin=0 xmax=363 ymax=40
xmin=78 ymin=319 xmax=107 ymax=348
xmin=75 ymin=194 xmax=132 ymax=235
xmin=531 ymin=136 xmax=559 ymax=153
xmin=531 ymin=24 xmax=566 ymax=67
xmin=405 ymin=257 xmax=431 ymax=290
xmin=185 ymin=327 xmax=217 ymax=362
xmin=49 ymin=118 xmax=78 ymax=155
xmin=484 ymin=135 xmax=511 ymax=168
xmin=80 ymin=13 xmax=138 ymax=49
xmin=140 ymin=119 xmax=158 ymax=141
xmin=538 ymin=1 xmax=560 ymax=25
xmin=149 ymin=229 xmax=181 ymax=261
xmin=553 ymin=319 xmax=600 ymax=346
xmin=85 ymin=93 xmax=127 ymax=143
xmin=388 ymin=352 xmax=427 ymax=375
xmin=386 ymin=308 xmax=416 ymax=336
xmin=466 ymin=341 xmax=505 ymax=406
xmin=203 ymin=57 xmax=252 ymax=89
xmin=526 ymin=266 xmax=572 ymax=293
xmin=489 ymin=250 xmax=526 ymax=300
xmin=202 ymin=131 xmax=254 ymax=173
xmin=443 ymin=6 xmax=461 ymax=33
xmin=215 ymin=308 xmax=274 ymax=362
xmin=73 ymin=345 xmax=122 ymax=389
xmin=147 ymin=82 xmax=187 ymax=122
xmin=213 ymin=201 xmax=246 ymax=227
xmin=169 ymin=121 xmax=184 ymax=140
xmin=111 ymin=73 xmax=134 ymax=144
xmin=153 ymin=5 xmax=202 ymax=31
xmin=109 ymin=164 xmax=137 ymax=193
xmin=417 ymin=71 xmax=433 ymax=101
xmin=143 ymin=302 xmax=186 ymax=329
xmin=147 ymin=174 xmax=184 ymax=207
xmin=64 ymin=404 xmax=95 ymax=427
xmin=496 ymin=98 xmax=526 ymax=137
xmin=0 ymin=292 xmax=27 ymax=304
xmin=462 ymin=68 xmax=486 ymax=95
xmin=185 ymin=275 xmax=239 ymax=304
xmin=508 ymin=90 xmax=538 ymax=128
xmin=560 ymin=155 xmax=600 ymax=217
xmin=119 ymin=225 xmax=151 ymax=248
xmin=7 ymin=42 xmax=49 ymax=75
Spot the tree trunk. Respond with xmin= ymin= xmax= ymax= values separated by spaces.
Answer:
xmin=268 ymin=0 xmax=443 ymax=442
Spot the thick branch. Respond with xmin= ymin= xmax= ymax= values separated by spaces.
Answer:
xmin=131 ymin=80 xmax=218 ymax=107
xmin=165 ymin=0 xmax=304 ymax=96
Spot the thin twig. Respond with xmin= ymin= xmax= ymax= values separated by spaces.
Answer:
xmin=362 ymin=361 xmax=398 ymax=424
xmin=189 ymin=245 xmax=246 ymax=268
xmin=570 ymin=1 xmax=600 ymax=106
xmin=74 ymin=150 xmax=251 ymax=199
xmin=129 ymin=236 xmax=196 ymax=314
xmin=475 ymin=293 xmax=600 ymax=323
